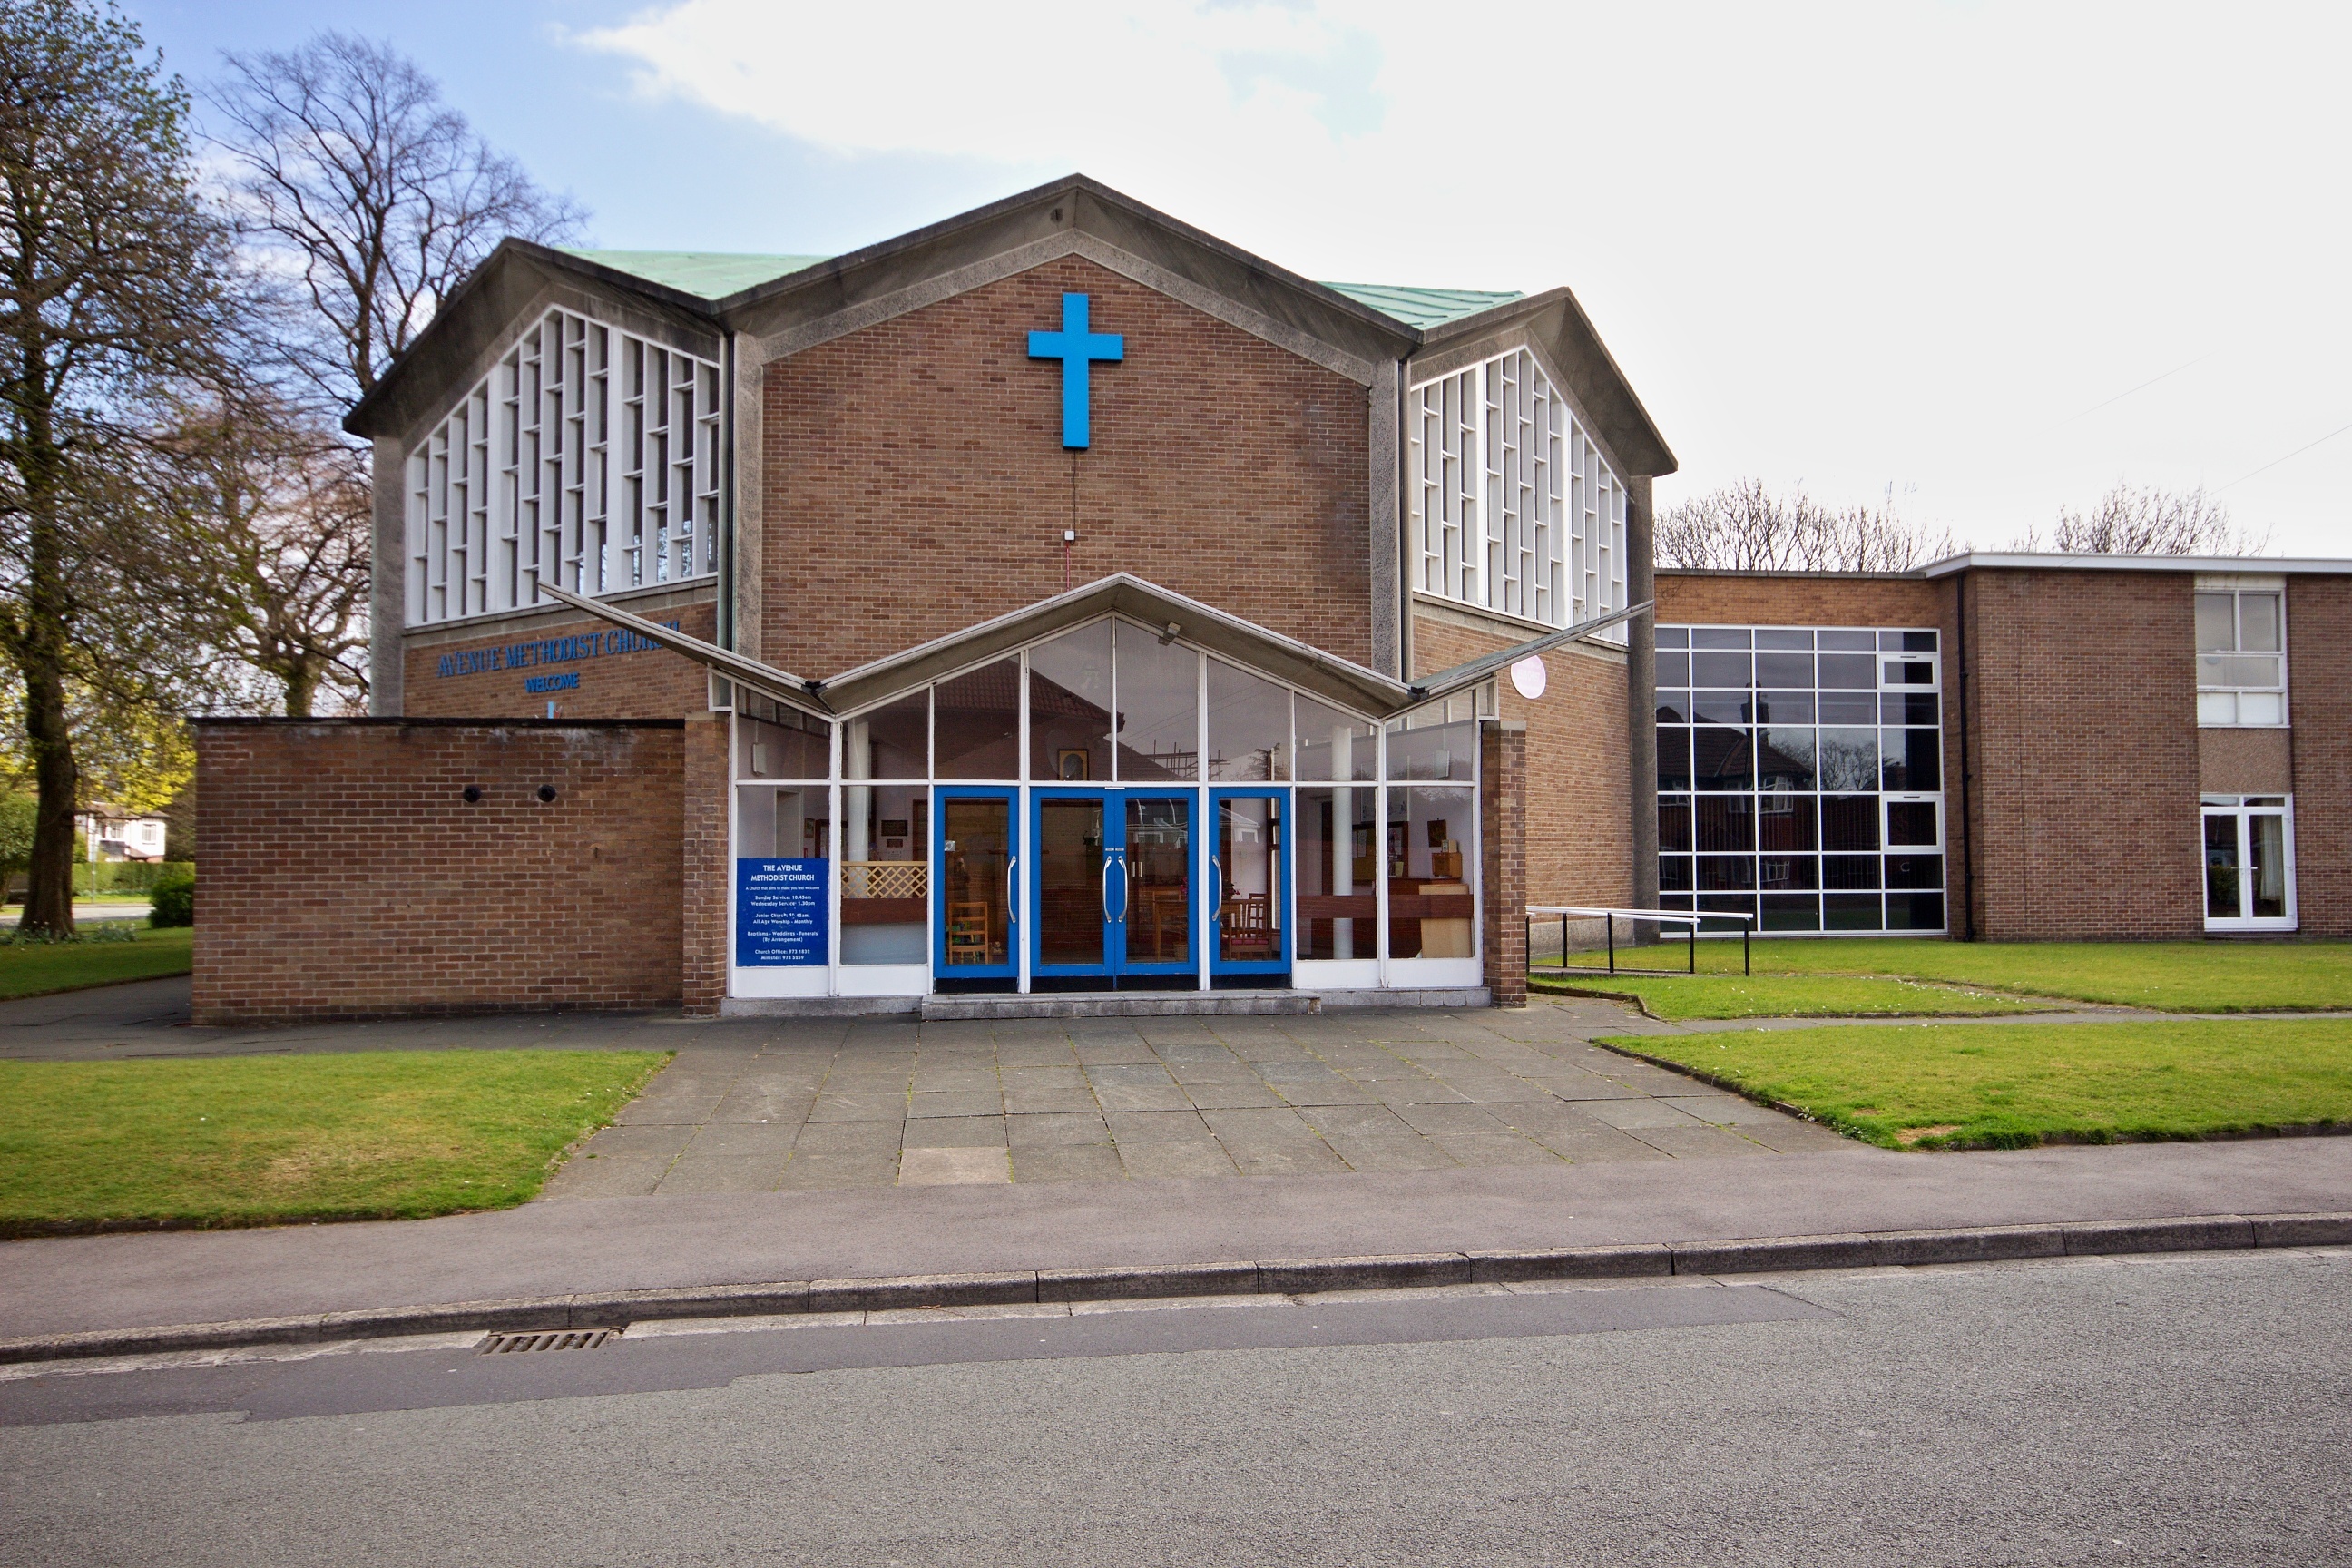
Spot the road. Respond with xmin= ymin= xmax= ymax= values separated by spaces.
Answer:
xmin=3 ymin=1246 xmax=2346 ymax=1565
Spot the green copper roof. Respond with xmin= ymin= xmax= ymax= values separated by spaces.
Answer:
xmin=565 ymin=249 xmax=1514 ymax=329
xmin=562 ymin=249 xmax=828 ymax=299
xmin=1318 ymin=282 xmax=1523 ymax=329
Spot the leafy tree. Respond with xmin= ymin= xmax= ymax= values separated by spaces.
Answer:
xmin=2017 ymin=483 xmax=2268 ymax=556
xmin=207 ymin=32 xmax=585 ymax=406
xmin=0 ymin=0 xmax=237 ymax=934
xmin=162 ymin=393 xmax=369 ymax=716
xmin=1656 ymin=480 xmax=1964 ymax=572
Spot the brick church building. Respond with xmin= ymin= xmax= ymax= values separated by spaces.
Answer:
xmin=190 ymin=176 xmax=2351 ymax=1024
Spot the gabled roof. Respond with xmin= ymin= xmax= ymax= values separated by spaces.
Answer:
xmin=561 ymin=249 xmax=828 ymax=299
xmin=348 ymin=174 xmax=1670 ymax=478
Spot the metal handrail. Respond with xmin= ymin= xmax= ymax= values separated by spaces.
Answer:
xmin=1524 ymin=904 xmax=1754 ymax=976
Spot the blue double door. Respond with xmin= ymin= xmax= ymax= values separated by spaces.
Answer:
xmin=1015 ymin=787 xmax=1288 ymax=990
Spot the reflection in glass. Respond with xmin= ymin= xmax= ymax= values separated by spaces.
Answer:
xmin=1759 ymin=727 xmax=1816 ymax=792
xmin=736 ymin=785 xmax=828 ymax=860
xmin=1825 ymin=893 xmax=1883 ymax=929
xmin=1115 ymin=622 xmax=1200 ymax=780
xmin=1759 ymin=855 xmax=1818 ymax=891
xmin=1295 ymin=694 xmax=1377 ymax=782
xmin=1206 ymin=661 xmax=1290 ymax=781
xmin=1655 ymin=691 xmax=1691 ymax=724
xmin=2251 ymin=812 xmax=2288 ymax=919
xmin=932 ymin=659 xmax=1020 ymax=779
xmin=1214 ymin=796 xmax=1283 ymax=965
xmin=1822 ymin=795 xmax=1880 ymax=852
xmin=1697 ymin=856 xmax=1756 ymax=891
xmin=1656 ymin=727 xmax=1692 ymax=792
xmin=1882 ymin=692 xmax=1938 ymax=725
xmin=1694 ymin=795 xmax=1754 ymax=852
xmin=1659 ymin=855 xmax=1694 ymax=892
xmin=1759 ymin=795 xmax=1818 ymax=853
xmin=1879 ymin=728 xmax=1940 ymax=791
xmin=1886 ymin=893 xmax=1945 ymax=929
xmin=846 ymin=691 xmax=926 ymax=780
xmin=1817 ymin=652 xmax=1876 ymax=689
xmin=1387 ymin=710 xmax=1476 ymax=781
xmin=1886 ymin=801 xmax=1939 ymax=847
xmin=1037 ymin=796 xmax=1105 ymax=965
xmin=1297 ymin=786 xmax=1375 ymax=960
xmin=1755 ymin=652 xmax=1813 ymax=688
xmin=1818 ymin=729 xmax=1877 ymax=792
xmin=1690 ymin=690 xmax=1751 ymax=726
xmin=941 ymin=798 xmax=1012 ymax=968
xmin=2195 ymin=592 xmax=2235 ymax=652
xmin=1756 ymin=691 xmax=1814 ymax=723
xmin=1762 ymin=893 xmax=1820 ymax=932
xmin=1125 ymin=797 xmax=1192 ymax=964
xmin=1823 ymin=854 xmax=1880 ymax=890
xmin=1690 ymin=651 xmax=1751 ymax=688
xmin=1817 ymin=691 xmax=1879 ymax=724
xmin=1028 ymin=623 xmax=1112 ymax=782
xmin=737 ymin=704 xmax=829 ymax=779
xmin=1692 ymin=727 xmax=1753 ymax=790
xmin=1386 ymin=786 xmax=1475 ymax=959
xmin=1659 ymin=795 xmax=1693 ymax=853
xmin=842 ymin=784 xmax=926 ymax=964
xmin=1656 ymin=651 xmax=1690 ymax=686
xmin=1886 ymin=853 xmax=1943 ymax=890
xmin=2203 ymin=814 xmax=2240 ymax=919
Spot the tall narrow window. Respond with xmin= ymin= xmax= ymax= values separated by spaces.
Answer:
xmin=1406 ymin=349 xmax=1625 ymax=636
xmin=2195 ymin=584 xmax=2287 ymax=726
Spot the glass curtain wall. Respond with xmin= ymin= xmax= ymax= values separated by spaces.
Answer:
xmin=1657 ymin=625 xmax=1946 ymax=934
xmin=731 ymin=614 xmax=1488 ymax=986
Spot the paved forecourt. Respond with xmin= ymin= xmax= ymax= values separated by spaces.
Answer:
xmin=545 ymin=999 xmax=1847 ymax=1197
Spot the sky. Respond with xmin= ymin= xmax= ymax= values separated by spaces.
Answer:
xmin=136 ymin=0 xmax=2351 ymax=557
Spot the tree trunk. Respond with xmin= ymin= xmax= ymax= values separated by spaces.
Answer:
xmin=16 ymin=406 xmax=77 ymax=937
xmin=282 ymin=655 xmax=318 ymax=720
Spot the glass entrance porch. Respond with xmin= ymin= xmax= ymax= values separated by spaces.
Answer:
xmin=728 ymin=611 xmax=1488 ymax=1001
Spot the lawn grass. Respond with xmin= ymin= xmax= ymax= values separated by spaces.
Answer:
xmin=1532 ymin=971 xmax=2045 ymax=1021
xmin=1606 ymin=1018 xmax=2352 ymax=1150
xmin=0 ymin=1049 xmax=668 ymax=1237
xmin=0 ymin=925 xmax=192 ymax=1000
xmin=1539 ymin=937 xmax=2352 ymax=1013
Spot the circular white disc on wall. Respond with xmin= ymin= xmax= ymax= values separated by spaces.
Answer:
xmin=1509 ymin=655 xmax=1548 ymax=700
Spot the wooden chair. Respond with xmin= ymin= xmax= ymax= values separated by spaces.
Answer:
xmin=946 ymin=900 xmax=991 ymax=965
xmin=1220 ymin=893 xmax=1275 ymax=961
xmin=1146 ymin=888 xmax=1190 ymax=960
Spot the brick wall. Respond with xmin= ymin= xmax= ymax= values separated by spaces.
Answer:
xmin=1963 ymin=569 xmax=2201 ymax=939
xmin=1480 ymin=720 xmax=1527 ymax=1006
xmin=2288 ymin=575 xmax=2352 ymax=937
xmin=680 ymin=713 xmax=730 ymax=1016
xmin=761 ymin=254 xmax=1373 ymax=675
xmin=402 ymin=595 xmax=717 ymax=720
xmin=192 ymin=720 xmax=686 ymax=1024
xmin=1411 ymin=612 xmax=1633 ymax=915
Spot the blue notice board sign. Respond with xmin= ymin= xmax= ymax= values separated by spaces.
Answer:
xmin=736 ymin=858 xmax=828 ymax=966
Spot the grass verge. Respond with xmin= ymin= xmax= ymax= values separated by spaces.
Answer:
xmin=0 ymin=1049 xmax=668 ymax=1237
xmin=0 ymin=925 xmax=191 ymax=1001
xmin=1532 ymin=971 xmax=2044 ymax=1021
xmin=1539 ymin=937 xmax=2352 ymax=1013
xmin=1605 ymin=1017 xmax=2352 ymax=1150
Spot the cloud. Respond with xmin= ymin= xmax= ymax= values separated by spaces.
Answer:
xmin=581 ymin=0 xmax=1384 ymax=163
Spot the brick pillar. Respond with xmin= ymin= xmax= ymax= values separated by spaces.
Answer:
xmin=1481 ymin=718 xmax=1527 ymax=1008
xmin=681 ymin=712 xmax=730 ymax=1016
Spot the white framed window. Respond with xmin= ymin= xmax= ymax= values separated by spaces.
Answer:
xmin=1408 ymin=349 xmax=1626 ymax=636
xmin=2194 ymin=579 xmax=2287 ymax=727
xmin=2201 ymin=794 xmax=2295 ymax=931
xmin=405 ymin=309 xmax=722 ymax=626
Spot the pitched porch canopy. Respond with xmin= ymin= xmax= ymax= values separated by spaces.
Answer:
xmin=534 ymin=573 xmax=1649 ymax=721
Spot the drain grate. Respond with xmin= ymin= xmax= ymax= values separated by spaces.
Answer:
xmin=477 ymin=1328 xmax=617 ymax=1355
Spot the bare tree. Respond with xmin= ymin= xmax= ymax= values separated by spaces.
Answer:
xmin=1657 ymin=480 xmax=1965 ymax=572
xmin=162 ymin=394 xmax=369 ymax=716
xmin=0 ymin=0 xmax=237 ymax=935
xmin=2016 ymin=482 xmax=2268 ymax=556
xmin=206 ymin=33 xmax=585 ymax=406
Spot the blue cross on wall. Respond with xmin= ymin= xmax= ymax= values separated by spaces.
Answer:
xmin=1027 ymin=292 xmax=1123 ymax=449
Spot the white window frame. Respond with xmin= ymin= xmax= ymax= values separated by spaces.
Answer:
xmin=1408 ymin=349 xmax=1626 ymax=636
xmin=2194 ymin=576 xmax=2288 ymax=729
xmin=2200 ymin=794 xmax=2297 ymax=933
xmin=405 ymin=308 xmax=722 ymax=627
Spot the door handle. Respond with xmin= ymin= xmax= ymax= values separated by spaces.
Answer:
xmin=1102 ymin=851 xmax=1117 ymax=923
xmin=1210 ymin=858 xmax=1223 ymax=924
xmin=1005 ymin=853 xmax=1017 ymax=927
